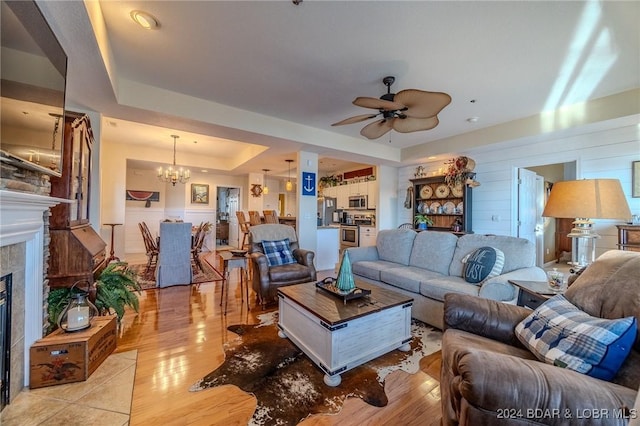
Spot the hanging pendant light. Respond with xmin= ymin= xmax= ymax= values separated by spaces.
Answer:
xmin=262 ymin=169 xmax=270 ymax=195
xmin=157 ymin=135 xmax=191 ymax=186
xmin=285 ymin=159 xmax=294 ymax=192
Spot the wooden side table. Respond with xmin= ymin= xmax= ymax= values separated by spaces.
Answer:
xmin=616 ymin=225 xmax=640 ymax=252
xmin=103 ymin=223 xmax=122 ymax=263
xmin=509 ymin=280 xmax=559 ymax=310
xmin=218 ymin=251 xmax=250 ymax=315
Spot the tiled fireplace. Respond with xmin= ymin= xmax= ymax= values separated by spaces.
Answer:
xmin=0 ymin=190 xmax=67 ymax=405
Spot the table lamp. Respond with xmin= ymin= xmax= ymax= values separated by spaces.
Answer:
xmin=542 ymin=179 xmax=631 ymax=270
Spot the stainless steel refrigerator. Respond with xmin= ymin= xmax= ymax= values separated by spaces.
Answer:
xmin=317 ymin=196 xmax=337 ymax=226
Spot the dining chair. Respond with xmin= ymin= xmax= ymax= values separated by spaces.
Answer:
xmin=248 ymin=210 xmax=262 ymax=226
xmin=263 ymin=210 xmax=279 ymax=224
xmin=236 ymin=211 xmax=251 ymax=249
xmin=191 ymin=222 xmax=207 ymax=272
xmin=138 ymin=222 xmax=159 ymax=272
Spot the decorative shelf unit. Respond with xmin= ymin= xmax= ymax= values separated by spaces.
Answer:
xmin=410 ymin=174 xmax=473 ymax=234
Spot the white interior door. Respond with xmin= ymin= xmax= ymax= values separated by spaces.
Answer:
xmin=227 ymin=188 xmax=240 ymax=248
xmin=517 ymin=168 xmax=541 ymax=265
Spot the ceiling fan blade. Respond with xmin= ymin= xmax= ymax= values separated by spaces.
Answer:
xmin=360 ymin=118 xmax=394 ymax=139
xmin=392 ymin=116 xmax=440 ymax=133
xmin=331 ymin=113 xmax=379 ymax=126
xmin=394 ymin=89 xmax=451 ymax=118
xmin=353 ymin=97 xmax=404 ymax=111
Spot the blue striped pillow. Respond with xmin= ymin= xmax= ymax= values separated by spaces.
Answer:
xmin=261 ymin=238 xmax=296 ymax=267
xmin=515 ymin=295 xmax=637 ymax=381
xmin=462 ymin=246 xmax=505 ymax=284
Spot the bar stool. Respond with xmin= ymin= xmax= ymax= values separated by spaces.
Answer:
xmin=263 ymin=210 xmax=279 ymax=224
xmin=236 ymin=211 xmax=251 ymax=249
xmin=248 ymin=211 xmax=262 ymax=226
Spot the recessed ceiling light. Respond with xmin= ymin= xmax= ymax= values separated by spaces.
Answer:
xmin=467 ymin=117 xmax=479 ymax=123
xmin=201 ymin=170 xmax=208 ymax=173
xmin=428 ymin=156 xmax=436 ymax=159
xmin=130 ymin=10 xmax=159 ymax=30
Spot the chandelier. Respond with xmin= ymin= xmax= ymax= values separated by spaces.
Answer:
xmin=157 ymin=135 xmax=191 ymax=186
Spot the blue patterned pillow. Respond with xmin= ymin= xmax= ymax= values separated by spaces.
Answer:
xmin=261 ymin=238 xmax=296 ymax=267
xmin=515 ymin=295 xmax=637 ymax=381
xmin=462 ymin=246 xmax=505 ymax=284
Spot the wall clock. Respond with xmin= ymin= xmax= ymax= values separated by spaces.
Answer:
xmin=251 ymin=184 xmax=263 ymax=197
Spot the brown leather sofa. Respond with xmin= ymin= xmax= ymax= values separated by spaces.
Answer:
xmin=441 ymin=250 xmax=639 ymax=425
xmin=249 ymin=224 xmax=316 ymax=308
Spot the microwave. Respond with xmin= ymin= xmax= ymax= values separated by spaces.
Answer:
xmin=348 ymin=195 xmax=368 ymax=210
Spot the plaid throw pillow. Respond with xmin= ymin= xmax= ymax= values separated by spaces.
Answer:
xmin=515 ymin=294 xmax=637 ymax=381
xmin=261 ymin=238 xmax=296 ymax=267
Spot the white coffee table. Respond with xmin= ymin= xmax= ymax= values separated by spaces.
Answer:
xmin=277 ymin=281 xmax=413 ymax=386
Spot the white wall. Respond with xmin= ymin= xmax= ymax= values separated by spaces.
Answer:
xmin=397 ymin=115 xmax=640 ymax=259
xmin=99 ymin=135 xmax=247 ymax=258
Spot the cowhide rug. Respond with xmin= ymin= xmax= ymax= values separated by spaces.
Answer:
xmin=189 ymin=312 xmax=441 ymax=426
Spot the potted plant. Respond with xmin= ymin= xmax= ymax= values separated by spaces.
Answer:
xmin=47 ymin=262 xmax=141 ymax=332
xmin=319 ymin=174 xmax=339 ymax=189
xmin=414 ymin=213 xmax=434 ymax=230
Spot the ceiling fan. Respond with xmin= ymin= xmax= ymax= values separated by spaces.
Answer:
xmin=331 ymin=76 xmax=451 ymax=140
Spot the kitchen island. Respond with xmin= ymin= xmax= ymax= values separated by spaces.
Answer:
xmin=316 ymin=226 xmax=340 ymax=271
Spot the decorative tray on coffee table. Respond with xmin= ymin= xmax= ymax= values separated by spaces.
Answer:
xmin=315 ymin=278 xmax=371 ymax=302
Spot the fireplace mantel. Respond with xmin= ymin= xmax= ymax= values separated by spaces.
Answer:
xmin=0 ymin=190 xmax=70 ymax=246
xmin=0 ymin=189 xmax=70 ymax=389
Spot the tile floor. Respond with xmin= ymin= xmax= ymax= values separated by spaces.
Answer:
xmin=1 ymin=350 xmax=137 ymax=426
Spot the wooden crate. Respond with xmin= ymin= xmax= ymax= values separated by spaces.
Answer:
xmin=29 ymin=316 xmax=116 ymax=389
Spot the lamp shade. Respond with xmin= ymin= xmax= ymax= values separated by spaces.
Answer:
xmin=542 ymin=179 xmax=631 ymax=219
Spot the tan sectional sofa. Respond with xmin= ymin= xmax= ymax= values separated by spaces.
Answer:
xmin=346 ymin=228 xmax=547 ymax=329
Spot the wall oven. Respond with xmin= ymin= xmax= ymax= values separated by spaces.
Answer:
xmin=340 ymin=225 xmax=359 ymax=248
xmin=348 ymin=195 xmax=368 ymax=210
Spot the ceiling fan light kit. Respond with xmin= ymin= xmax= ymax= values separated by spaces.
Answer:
xmin=332 ymin=76 xmax=451 ymax=140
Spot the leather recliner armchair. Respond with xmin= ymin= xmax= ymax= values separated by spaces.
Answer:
xmin=248 ymin=224 xmax=316 ymax=308
xmin=441 ymin=250 xmax=639 ymax=425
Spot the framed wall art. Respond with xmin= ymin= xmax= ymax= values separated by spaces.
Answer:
xmin=191 ymin=183 xmax=209 ymax=204
xmin=633 ymin=161 xmax=640 ymax=198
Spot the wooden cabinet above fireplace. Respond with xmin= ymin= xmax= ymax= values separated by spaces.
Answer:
xmin=47 ymin=112 xmax=106 ymax=288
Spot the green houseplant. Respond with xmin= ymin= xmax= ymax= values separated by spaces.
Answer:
xmin=414 ymin=213 xmax=434 ymax=230
xmin=47 ymin=262 xmax=141 ymax=332
xmin=319 ymin=174 xmax=340 ymax=189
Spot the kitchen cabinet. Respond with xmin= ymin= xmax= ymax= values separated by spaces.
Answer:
xmin=316 ymin=227 xmax=340 ymax=270
xmin=323 ymin=186 xmax=337 ymax=199
xmin=367 ymin=181 xmax=377 ymax=209
xmin=48 ymin=112 xmax=106 ymax=289
xmin=410 ymin=174 xmax=473 ymax=234
xmin=349 ymin=182 xmax=368 ymax=196
xmin=359 ymin=226 xmax=377 ymax=247
xmin=323 ymin=179 xmax=377 ymax=210
xmin=336 ymin=185 xmax=349 ymax=209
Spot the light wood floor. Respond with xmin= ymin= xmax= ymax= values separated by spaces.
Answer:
xmin=116 ymin=251 xmax=443 ymax=425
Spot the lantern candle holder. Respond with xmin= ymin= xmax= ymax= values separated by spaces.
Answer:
xmin=57 ymin=280 xmax=99 ymax=332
